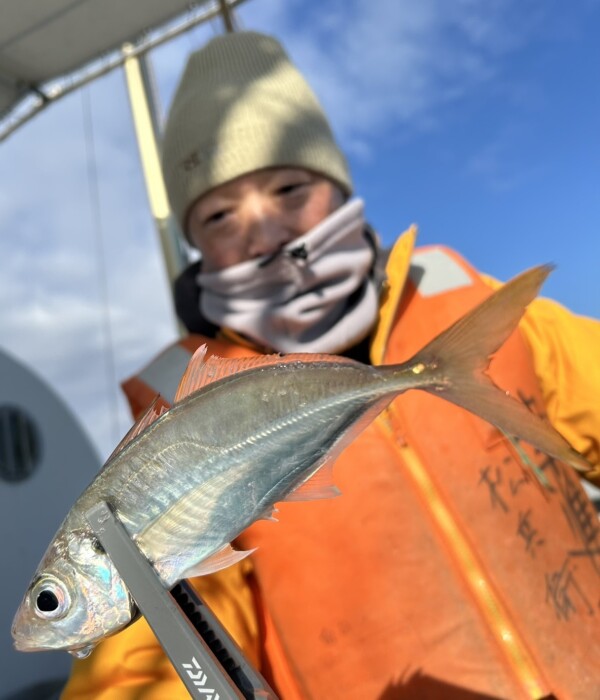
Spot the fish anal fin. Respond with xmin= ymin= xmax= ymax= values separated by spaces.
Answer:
xmin=174 ymin=346 xmax=359 ymax=402
xmin=260 ymin=505 xmax=279 ymax=522
xmin=285 ymin=462 xmax=341 ymax=502
xmin=107 ymin=395 xmax=171 ymax=462
xmin=180 ymin=543 xmax=256 ymax=579
xmin=285 ymin=396 xmax=395 ymax=502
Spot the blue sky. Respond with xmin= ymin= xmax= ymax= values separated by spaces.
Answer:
xmin=236 ymin=0 xmax=600 ymax=314
xmin=0 ymin=0 xmax=598 ymax=459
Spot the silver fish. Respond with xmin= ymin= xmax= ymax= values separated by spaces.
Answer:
xmin=12 ymin=266 xmax=588 ymax=658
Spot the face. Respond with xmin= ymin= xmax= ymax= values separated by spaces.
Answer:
xmin=12 ymin=530 xmax=133 ymax=656
xmin=187 ymin=168 xmax=345 ymax=272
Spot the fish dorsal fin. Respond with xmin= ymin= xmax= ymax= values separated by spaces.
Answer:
xmin=107 ymin=395 xmax=171 ymax=462
xmin=174 ymin=345 xmax=358 ymax=402
xmin=173 ymin=344 xmax=208 ymax=402
xmin=179 ymin=543 xmax=256 ymax=579
xmin=285 ymin=462 xmax=341 ymax=502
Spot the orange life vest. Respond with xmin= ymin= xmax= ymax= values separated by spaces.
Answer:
xmin=122 ymin=245 xmax=600 ymax=699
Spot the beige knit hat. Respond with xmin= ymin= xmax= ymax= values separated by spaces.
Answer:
xmin=161 ymin=31 xmax=353 ymax=233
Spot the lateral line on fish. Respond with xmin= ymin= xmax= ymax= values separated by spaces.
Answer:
xmin=213 ymin=386 xmax=384 ymax=457
xmin=98 ymin=373 xmax=401 ymax=529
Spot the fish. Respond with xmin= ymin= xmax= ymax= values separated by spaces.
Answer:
xmin=12 ymin=265 xmax=589 ymax=659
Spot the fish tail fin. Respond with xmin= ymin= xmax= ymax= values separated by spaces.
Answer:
xmin=396 ymin=264 xmax=590 ymax=472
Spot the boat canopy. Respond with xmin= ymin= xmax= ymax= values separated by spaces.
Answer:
xmin=0 ymin=0 xmax=244 ymax=140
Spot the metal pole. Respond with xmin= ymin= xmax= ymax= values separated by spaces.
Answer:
xmin=0 ymin=0 xmax=248 ymax=143
xmin=122 ymin=44 xmax=188 ymax=334
xmin=122 ymin=0 xmax=241 ymax=330
xmin=219 ymin=0 xmax=237 ymax=32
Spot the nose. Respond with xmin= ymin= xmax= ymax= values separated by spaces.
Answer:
xmin=248 ymin=219 xmax=292 ymax=259
xmin=244 ymin=199 xmax=294 ymax=260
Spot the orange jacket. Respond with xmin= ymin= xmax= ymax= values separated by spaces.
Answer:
xmin=61 ymin=230 xmax=600 ymax=699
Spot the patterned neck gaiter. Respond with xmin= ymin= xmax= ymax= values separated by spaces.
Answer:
xmin=196 ymin=199 xmax=379 ymax=353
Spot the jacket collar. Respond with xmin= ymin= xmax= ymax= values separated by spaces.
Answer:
xmin=370 ymin=225 xmax=418 ymax=365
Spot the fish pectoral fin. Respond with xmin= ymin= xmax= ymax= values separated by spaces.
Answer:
xmin=181 ymin=543 xmax=257 ymax=579
xmin=285 ymin=462 xmax=342 ymax=502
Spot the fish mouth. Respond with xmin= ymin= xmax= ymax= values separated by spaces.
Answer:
xmin=11 ymin=624 xmax=30 ymax=651
xmin=12 ymin=637 xmax=50 ymax=653
xmin=11 ymin=620 xmax=77 ymax=655
xmin=13 ymin=635 xmax=95 ymax=658
xmin=11 ymin=626 xmax=57 ymax=653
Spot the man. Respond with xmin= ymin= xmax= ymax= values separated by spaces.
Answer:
xmin=62 ymin=31 xmax=600 ymax=699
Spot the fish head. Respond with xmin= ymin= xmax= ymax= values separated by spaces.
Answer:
xmin=12 ymin=528 xmax=134 ymax=656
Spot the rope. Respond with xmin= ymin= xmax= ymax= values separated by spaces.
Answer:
xmin=81 ymin=86 xmax=122 ymax=450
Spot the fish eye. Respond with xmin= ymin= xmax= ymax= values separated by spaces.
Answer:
xmin=37 ymin=590 xmax=59 ymax=612
xmin=31 ymin=577 xmax=71 ymax=620
xmin=91 ymin=537 xmax=105 ymax=554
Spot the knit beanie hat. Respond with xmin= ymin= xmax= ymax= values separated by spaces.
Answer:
xmin=161 ymin=31 xmax=353 ymax=233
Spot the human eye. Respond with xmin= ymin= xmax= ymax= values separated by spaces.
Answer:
xmin=202 ymin=208 xmax=230 ymax=226
xmin=276 ymin=181 xmax=306 ymax=195
xmin=275 ymin=176 xmax=315 ymax=203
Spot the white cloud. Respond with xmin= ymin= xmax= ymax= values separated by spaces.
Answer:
xmin=0 ymin=66 xmax=177 ymax=459
xmin=230 ymin=0 xmax=556 ymax=157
